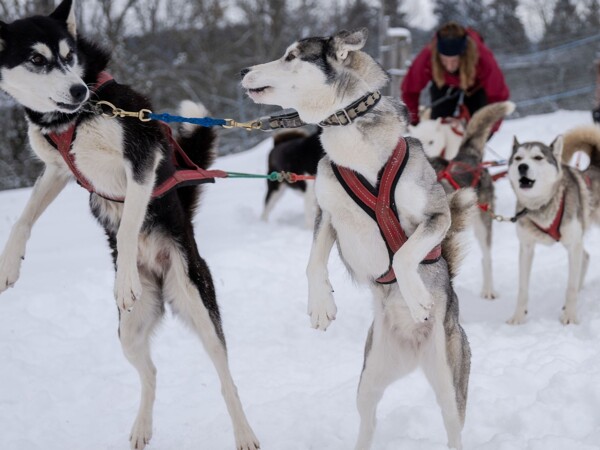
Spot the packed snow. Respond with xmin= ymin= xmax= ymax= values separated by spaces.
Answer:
xmin=0 ymin=110 xmax=599 ymax=450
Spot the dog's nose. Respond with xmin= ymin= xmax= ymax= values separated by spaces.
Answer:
xmin=70 ymin=84 xmax=88 ymax=103
xmin=240 ymin=68 xmax=250 ymax=79
xmin=518 ymin=163 xmax=529 ymax=175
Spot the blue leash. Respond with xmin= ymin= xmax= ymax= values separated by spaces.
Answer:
xmin=147 ymin=112 xmax=227 ymax=127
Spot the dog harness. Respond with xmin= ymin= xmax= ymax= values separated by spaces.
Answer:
xmin=331 ymin=137 xmax=442 ymax=284
xmin=528 ymin=193 xmax=565 ymax=242
xmin=45 ymin=72 xmax=226 ymax=202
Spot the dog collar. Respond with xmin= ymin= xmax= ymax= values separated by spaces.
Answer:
xmin=258 ymin=91 xmax=382 ymax=131
xmin=318 ymin=91 xmax=382 ymax=127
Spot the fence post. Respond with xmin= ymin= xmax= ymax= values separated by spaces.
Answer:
xmin=378 ymin=15 xmax=411 ymax=99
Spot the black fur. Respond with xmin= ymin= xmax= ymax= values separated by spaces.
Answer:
xmin=264 ymin=128 xmax=324 ymax=206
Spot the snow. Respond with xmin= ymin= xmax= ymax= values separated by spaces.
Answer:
xmin=1 ymin=109 xmax=599 ymax=450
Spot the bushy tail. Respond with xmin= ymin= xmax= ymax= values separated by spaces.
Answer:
xmin=562 ymin=124 xmax=600 ymax=170
xmin=176 ymin=100 xmax=217 ymax=170
xmin=442 ymin=188 xmax=478 ymax=279
xmin=458 ymin=101 xmax=516 ymax=162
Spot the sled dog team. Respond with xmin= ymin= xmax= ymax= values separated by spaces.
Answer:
xmin=1 ymin=2 xmax=599 ymax=450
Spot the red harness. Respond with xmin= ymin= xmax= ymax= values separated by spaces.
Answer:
xmin=46 ymin=72 xmax=227 ymax=202
xmin=529 ymin=193 xmax=566 ymax=242
xmin=331 ymin=137 xmax=442 ymax=284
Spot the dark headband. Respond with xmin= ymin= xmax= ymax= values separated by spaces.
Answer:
xmin=436 ymin=33 xmax=467 ymax=56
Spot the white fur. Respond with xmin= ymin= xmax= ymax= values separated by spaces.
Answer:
xmin=408 ymin=118 xmax=464 ymax=160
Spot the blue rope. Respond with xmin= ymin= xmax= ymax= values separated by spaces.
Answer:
xmin=148 ymin=112 xmax=227 ymax=127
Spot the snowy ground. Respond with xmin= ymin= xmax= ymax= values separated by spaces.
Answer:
xmin=0 ymin=110 xmax=599 ymax=450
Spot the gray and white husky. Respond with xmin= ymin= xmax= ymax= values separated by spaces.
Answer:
xmin=507 ymin=125 xmax=600 ymax=325
xmin=0 ymin=1 xmax=259 ymax=449
xmin=430 ymin=101 xmax=515 ymax=299
xmin=242 ymin=29 xmax=474 ymax=449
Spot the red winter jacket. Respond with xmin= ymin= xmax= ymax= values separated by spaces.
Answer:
xmin=401 ymin=29 xmax=510 ymax=126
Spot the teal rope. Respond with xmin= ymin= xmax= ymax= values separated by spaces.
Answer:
xmin=148 ymin=112 xmax=227 ymax=127
xmin=226 ymin=171 xmax=282 ymax=181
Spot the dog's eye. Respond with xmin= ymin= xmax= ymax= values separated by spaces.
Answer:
xmin=64 ymin=51 xmax=75 ymax=64
xmin=533 ymin=156 xmax=543 ymax=161
xmin=285 ymin=53 xmax=297 ymax=62
xmin=514 ymin=156 xmax=523 ymax=161
xmin=30 ymin=54 xmax=47 ymax=66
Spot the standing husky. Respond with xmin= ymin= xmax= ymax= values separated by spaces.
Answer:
xmin=242 ymin=29 xmax=473 ymax=449
xmin=0 ymin=1 xmax=259 ymax=449
xmin=431 ymin=101 xmax=515 ymax=299
xmin=507 ymin=125 xmax=600 ymax=325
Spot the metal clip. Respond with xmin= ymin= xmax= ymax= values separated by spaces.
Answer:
xmin=94 ymin=100 xmax=152 ymax=122
xmin=222 ymin=118 xmax=263 ymax=131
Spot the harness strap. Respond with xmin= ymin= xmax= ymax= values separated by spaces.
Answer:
xmin=437 ymin=161 xmax=483 ymax=190
xmin=331 ymin=137 xmax=442 ymax=285
xmin=530 ymin=193 xmax=566 ymax=242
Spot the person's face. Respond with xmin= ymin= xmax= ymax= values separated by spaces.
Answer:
xmin=440 ymin=55 xmax=460 ymax=73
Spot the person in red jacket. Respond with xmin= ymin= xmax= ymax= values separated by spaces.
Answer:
xmin=401 ymin=22 xmax=510 ymax=128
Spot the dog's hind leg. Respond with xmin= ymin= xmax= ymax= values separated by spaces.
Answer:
xmin=165 ymin=243 xmax=260 ymax=450
xmin=119 ymin=266 xmax=164 ymax=450
xmin=473 ymin=211 xmax=496 ymax=299
xmin=354 ymin=310 xmax=418 ymax=450
xmin=261 ymin=181 xmax=285 ymax=222
xmin=421 ymin=304 xmax=470 ymax=450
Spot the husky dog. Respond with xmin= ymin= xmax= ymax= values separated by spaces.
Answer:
xmin=431 ymin=101 xmax=515 ymax=299
xmin=409 ymin=117 xmax=464 ymax=160
xmin=242 ymin=29 xmax=473 ymax=449
xmin=261 ymin=127 xmax=323 ymax=227
xmin=507 ymin=125 xmax=600 ymax=325
xmin=0 ymin=2 xmax=259 ymax=449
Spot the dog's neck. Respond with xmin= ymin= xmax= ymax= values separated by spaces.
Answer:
xmin=319 ymin=97 xmax=407 ymax=185
xmin=517 ymin=179 xmax=564 ymax=216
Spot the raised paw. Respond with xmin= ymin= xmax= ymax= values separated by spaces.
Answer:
xmin=307 ymin=284 xmax=337 ymax=331
xmin=406 ymin=299 xmax=433 ymax=323
xmin=129 ymin=416 xmax=152 ymax=450
xmin=115 ymin=269 xmax=142 ymax=312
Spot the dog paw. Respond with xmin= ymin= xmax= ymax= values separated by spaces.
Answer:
xmin=129 ymin=416 xmax=152 ymax=450
xmin=115 ymin=270 xmax=142 ymax=312
xmin=308 ymin=285 xmax=337 ymax=331
xmin=406 ymin=297 xmax=433 ymax=323
xmin=235 ymin=429 xmax=261 ymax=450
xmin=560 ymin=310 xmax=579 ymax=325
xmin=506 ymin=312 xmax=526 ymax=325
xmin=481 ymin=288 xmax=498 ymax=300
xmin=0 ymin=252 xmax=22 ymax=294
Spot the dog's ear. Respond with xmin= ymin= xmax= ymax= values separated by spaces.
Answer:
xmin=333 ymin=28 xmax=367 ymax=61
xmin=512 ymin=136 xmax=520 ymax=153
xmin=551 ymin=135 xmax=564 ymax=161
xmin=50 ymin=0 xmax=77 ymax=37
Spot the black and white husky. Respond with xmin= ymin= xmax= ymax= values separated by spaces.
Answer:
xmin=261 ymin=127 xmax=323 ymax=227
xmin=242 ymin=29 xmax=474 ymax=449
xmin=507 ymin=125 xmax=600 ymax=325
xmin=0 ymin=1 xmax=259 ymax=449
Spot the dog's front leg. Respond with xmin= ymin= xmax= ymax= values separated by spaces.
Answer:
xmin=507 ymin=240 xmax=535 ymax=325
xmin=561 ymin=241 xmax=584 ymax=325
xmin=306 ymin=208 xmax=337 ymax=330
xmin=0 ymin=165 xmax=69 ymax=293
xmin=114 ymin=163 xmax=156 ymax=313
xmin=392 ymin=207 xmax=450 ymax=323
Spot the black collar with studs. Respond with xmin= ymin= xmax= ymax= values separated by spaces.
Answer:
xmin=260 ymin=90 xmax=382 ymax=131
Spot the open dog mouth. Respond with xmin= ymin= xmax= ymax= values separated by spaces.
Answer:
xmin=519 ymin=176 xmax=535 ymax=189
xmin=55 ymin=101 xmax=82 ymax=112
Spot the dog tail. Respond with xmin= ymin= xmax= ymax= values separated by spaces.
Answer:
xmin=442 ymin=188 xmax=478 ymax=279
xmin=562 ymin=124 xmax=600 ymax=170
xmin=176 ymin=100 xmax=217 ymax=170
xmin=458 ymin=101 xmax=516 ymax=161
